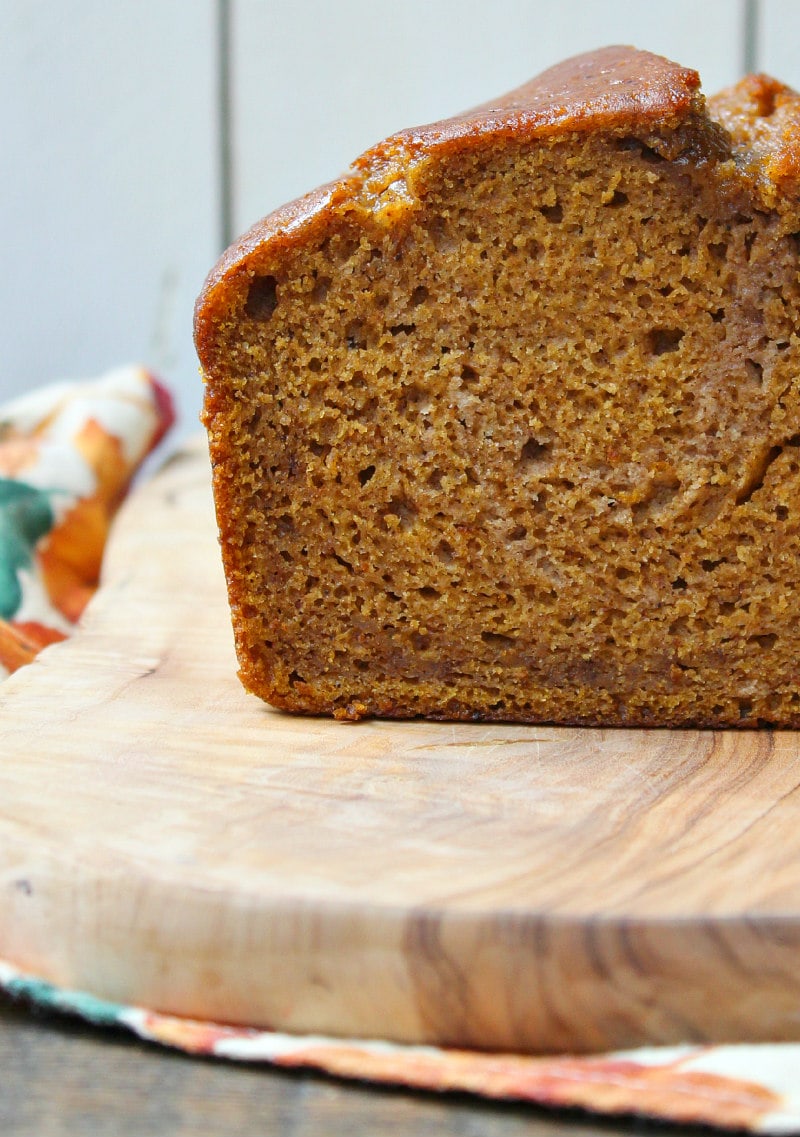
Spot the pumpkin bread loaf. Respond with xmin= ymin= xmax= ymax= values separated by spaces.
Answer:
xmin=195 ymin=46 xmax=800 ymax=726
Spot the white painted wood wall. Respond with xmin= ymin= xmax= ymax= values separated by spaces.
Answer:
xmin=2 ymin=0 xmax=798 ymax=442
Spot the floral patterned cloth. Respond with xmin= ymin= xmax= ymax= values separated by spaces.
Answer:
xmin=2 ymin=371 xmax=799 ymax=1130
xmin=1 ymin=957 xmax=799 ymax=1131
xmin=0 ymin=365 xmax=174 ymax=677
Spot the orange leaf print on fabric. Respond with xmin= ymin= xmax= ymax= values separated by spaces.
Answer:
xmin=138 ymin=1011 xmax=263 ymax=1055
xmin=270 ymin=1046 xmax=782 ymax=1130
xmin=0 ymin=619 xmax=67 ymax=674
xmin=72 ymin=417 xmax=137 ymax=512
xmin=38 ymin=420 xmax=141 ymax=623
xmin=38 ymin=498 xmax=108 ymax=623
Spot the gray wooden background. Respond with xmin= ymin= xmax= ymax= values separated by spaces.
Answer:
xmin=2 ymin=0 xmax=798 ymax=442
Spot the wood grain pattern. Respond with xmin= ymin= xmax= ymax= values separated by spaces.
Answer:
xmin=2 ymin=437 xmax=800 ymax=1054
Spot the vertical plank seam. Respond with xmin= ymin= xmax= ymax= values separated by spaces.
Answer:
xmin=743 ymin=0 xmax=760 ymax=74
xmin=217 ymin=0 xmax=234 ymax=251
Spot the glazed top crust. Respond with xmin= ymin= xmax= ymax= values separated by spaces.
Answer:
xmin=195 ymin=45 xmax=800 ymax=360
xmin=709 ymin=71 xmax=800 ymax=197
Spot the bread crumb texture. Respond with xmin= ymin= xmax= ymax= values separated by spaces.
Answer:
xmin=196 ymin=48 xmax=800 ymax=726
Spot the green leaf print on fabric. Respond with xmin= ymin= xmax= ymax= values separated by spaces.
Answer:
xmin=0 ymin=478 xmax=54 ymax=619
xmin=4 ymin=971 xmax=124 ymax=1027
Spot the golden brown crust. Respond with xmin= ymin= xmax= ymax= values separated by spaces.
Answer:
xmin=196 ymin=47 xmax=800 ymax=361
xmin=708 ymin=73 xmax=800 ymax=204
xmin=195 ymin=46 xmax=703 ymax=357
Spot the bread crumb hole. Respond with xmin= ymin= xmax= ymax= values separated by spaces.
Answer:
xmin=385 ymin=496 xmax=418 ymax=530
xmin=481 ymin=631 xmax=516 ymax=647
xmin=358 ymin=465 xmax=376 ymax=486
xmin=647 ymin=328 xmax=684 ymax=355
xmin=311 ymin=277 xmax=330 ymax=303
xmin=520 ymin=437 xmax=550 ymax=464
xmin=539 ymin=203 xmax=563 ymax=223
xmin=618 ymin=139 xmax=665 ymax=164
xmin=745 ymin=359 xmax=763 ymax=385
xmin=245 ymin=275 xmax=278 ymax=321
xmin=426 ymin=216 xmax=456 ymax=252
xmin=749 ymin=633 xmax=778 ymax=649
xmin=736 ymin=444 xmax=783 ymax=505
xmin=346 ymin=321 xmax=367 ymax=349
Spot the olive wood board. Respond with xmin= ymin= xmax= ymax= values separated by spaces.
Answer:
xmin=2 ymin=435 xmax=800 ymax=1055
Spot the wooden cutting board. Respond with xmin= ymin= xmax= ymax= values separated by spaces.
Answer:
xmin=3 ymin=435 xmax=800 ymax=1055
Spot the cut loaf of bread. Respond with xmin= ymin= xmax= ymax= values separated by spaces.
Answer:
xmin=195 ymin=46 xmax=800 ymax=726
